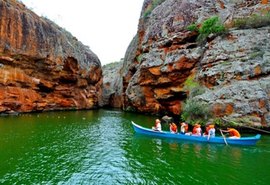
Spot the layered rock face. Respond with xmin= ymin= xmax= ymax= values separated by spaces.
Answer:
xmin=100 ymin=61 xmax=123 ymax=108
xmin=197 ymin=27 xmax=270 ymax=126
xmin=121 ymin=0 xmax=270 ymax=126
xmin=0 ymin=0 xmax=102 ymax=113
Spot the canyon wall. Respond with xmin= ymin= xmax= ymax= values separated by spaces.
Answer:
xmin=118 ymin=0 xmax=270 ymax=126
xmin=0 ymin=0 xmax=102 ymax=113
xmin=100 ymin=61 xmax=123 ymax=108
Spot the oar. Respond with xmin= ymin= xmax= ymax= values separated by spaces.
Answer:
xmin=220 ymin=129 xmax=228 ymax=145
xmin=242 ymin=125 xmax=270 ymax=134
xmin=222 ymin=117 xmax=270 ymax=134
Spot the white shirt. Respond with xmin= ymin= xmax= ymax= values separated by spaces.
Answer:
xmin=208 ymin=128 xmax=215 ymax=137
xmin=156 ymin=122 xmax=162 ymax=131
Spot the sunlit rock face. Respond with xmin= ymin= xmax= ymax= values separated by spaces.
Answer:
xmin=0 ymin=0 xmax=102 ymax=113
xmin=121 ymin=0 xmax=270 ymax=126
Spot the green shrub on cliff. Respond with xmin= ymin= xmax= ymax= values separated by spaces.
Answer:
xmin=187 ymin=23 xmax=198 ymax=32
xmin=187 ymin=16 xmax=225 ymax=42
xmin=181 ymin=99 xmax=212 ymax=125
xmin=198 ymin=16 xmax=225 ymax=41
xmin=184 ymin=75 xmax=199 ymax=90
xmin=182 ymin=77 xmax=209 ymax=125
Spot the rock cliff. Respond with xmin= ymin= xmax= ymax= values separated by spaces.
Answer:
xmin=0 ymin=0 xmax=102 ymax=113
xmin=100 ymin=61 xmax=123 ymax=108
xmin=118 ymin=0 xmax=270 ymax=126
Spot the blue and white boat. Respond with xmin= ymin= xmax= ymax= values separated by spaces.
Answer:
xmin=132 ymin=121 xmax=261 ymax=146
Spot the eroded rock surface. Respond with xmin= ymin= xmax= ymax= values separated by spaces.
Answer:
xmin=119 ymin=0 xmax=270 ymax=126
xmin=100 ymin=61 xmax=123 ymax=108
xmin=0 ymin=0 xmax=102 ymax=113
xmin=197 ymin=27 xmax=270 ymax=126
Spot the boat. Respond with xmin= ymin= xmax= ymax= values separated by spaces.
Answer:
xmin=131 ymin=121 xmax=261 ymax=146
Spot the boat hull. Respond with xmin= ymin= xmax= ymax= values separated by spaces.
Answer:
xmin=132 ymin=121 xmax=261 ymax=146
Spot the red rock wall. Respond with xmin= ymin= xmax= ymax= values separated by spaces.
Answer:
xmin=122 ymin=0 xmax=203 ymax=115
xmin=121 ymin=0 xmax=270 ymax=126
xmin=0 ymin=0 xmax=102 ymax=113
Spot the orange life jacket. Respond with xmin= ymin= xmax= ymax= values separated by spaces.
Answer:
xmin=192 ymin=125 xmax=200 ymax=134
xmin=228 ymin=128 xmax=241 ymax=137
xmin=171 ymin=123 xmax=177 ymax=132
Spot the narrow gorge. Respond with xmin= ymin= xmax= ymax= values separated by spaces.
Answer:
xmin=1 ymin=0 xmax=270 ymax=127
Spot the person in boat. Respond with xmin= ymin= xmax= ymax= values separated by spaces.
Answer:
xmin=152 ymin=119 xmax=162 ymax=131
xmin=170 ymin=122 xmax=178 ymax=134
xmin=207 ymin=124 xmax=216 ymax=140
xmin=203 ymin=122 xmax=212 ymax=137
xmin=192 ymin=123 xmax=202 ymax=136
xmin=221 ymin=128 xmax=241 ymax=138
xmin=180 ymin=122 xmax=189 ymax=134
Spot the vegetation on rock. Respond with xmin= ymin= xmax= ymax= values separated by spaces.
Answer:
xmin=233 ymin=13 xmax=270 ymax=29
xmin=183 ymin=75 xmax=205 ymax=98
xmin=181 ymin=99 xmax=212 ymax=125
xmin=181 ymin=75 xmax=211 ymax=125
xmin=187 ymin=16 xmax=226 ymax=42
xmin=187 ymin=23 xmax=198 ymax=32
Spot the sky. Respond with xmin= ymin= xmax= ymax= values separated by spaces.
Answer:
xmin=21 ymin=0 xmax=144 ymax=65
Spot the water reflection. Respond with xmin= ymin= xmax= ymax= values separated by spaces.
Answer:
xmin=130 ymin=132 xmax=250 ymax=184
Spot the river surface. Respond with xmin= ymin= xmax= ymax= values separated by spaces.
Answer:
xmin=0 ymin=109 xmax=269 ymax=185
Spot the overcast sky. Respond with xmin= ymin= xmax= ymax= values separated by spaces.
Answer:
xmin=21 ymin=0 xmax=144 ymax=65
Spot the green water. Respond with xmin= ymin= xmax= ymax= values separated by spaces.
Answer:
xmin=0 ymin=109 xmax=269 ymax=185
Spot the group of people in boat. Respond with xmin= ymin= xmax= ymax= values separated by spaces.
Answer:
xmin=152 ymin=119 xmax=241 ymax=139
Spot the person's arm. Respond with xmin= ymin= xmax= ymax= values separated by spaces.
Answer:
xmin=207 ymin=130 xmax=211 ymax=140
xmin=220 ymin=129 xmax=229 ymax=133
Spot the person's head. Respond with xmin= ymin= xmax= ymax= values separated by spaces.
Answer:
xmin=206 ymin=122 xmax=212 ymax=127
xmin=155 ymin=119 xmax=161 ymax=123
xmin=209 ymin=124 xmax=215 ymax=129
